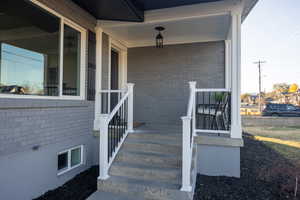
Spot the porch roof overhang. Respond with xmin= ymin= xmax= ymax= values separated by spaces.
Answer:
xmin=94 ymin=0 xmax=258 ymax=48
xmin=71 ymin=0 xmax=223 ymax=22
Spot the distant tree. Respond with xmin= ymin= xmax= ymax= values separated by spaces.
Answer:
xmin=273 ymin=83 xmax=289 ymax=93
xmin=289 ymin=83 xmax=299 ymax=93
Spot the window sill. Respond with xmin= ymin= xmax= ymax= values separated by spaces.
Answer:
xmin=0 ymin=94 xmax=85 ymax=101
xmin=57 ymin=163 xmax=84 ymax=176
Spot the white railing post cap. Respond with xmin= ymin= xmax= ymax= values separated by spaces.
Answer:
xmin=127 ymin=83 xmax=135 ymax=88
xmin=188 ymin=81 xmax=196 ymax=88
xmin=100 ymin=114 xmax=110 ymax=119
xmin=181 ymin=116 xmax=192 ymax=121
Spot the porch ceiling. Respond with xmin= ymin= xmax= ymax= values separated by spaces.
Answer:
xmin=101 ymin=14 xmax=231 ymax=48
xmin=71 ymin=0 xmax=223 ymax=22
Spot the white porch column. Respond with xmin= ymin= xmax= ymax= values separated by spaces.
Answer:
xmin=127 ymin=83 xmax=135 ymax=132
xmin=181 ymin=116 xmax=192 ymax=192
xmin=225 ymin=40 xmax=232 ymax=90
xmin=98 ymin=114 xmax=110 ymax=180
xmin=94 ymin=26 xmax=103 ymax=130
xmin=230 ymin=10 xmax=242 ymax=139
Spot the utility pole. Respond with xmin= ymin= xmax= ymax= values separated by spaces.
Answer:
xmin=254 ymin=60 xmax=266 ymax=112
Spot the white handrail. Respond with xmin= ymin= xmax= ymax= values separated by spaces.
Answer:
xmin=107 ymin=92 xmax=129 ymax=123
xmin=195 ymin=88 xmax=230 ymax=92
xmin=99 ymin=89 xmax=126 ymax=114
xmin=98 ymin=83 xmax=134 ymax=180
xmin=181 ymin=81 xmax=196 ymax=192
xmin=100 ymin=89 xmax=126 ymax=93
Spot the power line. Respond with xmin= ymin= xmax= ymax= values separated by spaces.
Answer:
xmin=254 ymin=60 xmax=266 ymax=112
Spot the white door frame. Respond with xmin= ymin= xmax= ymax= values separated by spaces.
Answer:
xmin=109 ymin=38 xmax=128 ymax=90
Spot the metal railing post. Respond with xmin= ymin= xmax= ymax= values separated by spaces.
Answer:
xmin=127 ymin=83 xmax=135 ymax=133
xmin=98 ymin=114 xmax=110 ymax=180
xmin=181 ymin=116 xmax=192 ymax=192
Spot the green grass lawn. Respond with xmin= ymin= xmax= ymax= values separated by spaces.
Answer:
xmin=243 ymin=126 xmax=300 ymax=142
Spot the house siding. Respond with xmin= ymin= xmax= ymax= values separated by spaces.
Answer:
xmin=102 ymin=33 xmax=110 ymax=90
xmin=128 ymin=41 xmax=225 ymax=125
xmin=0 ymin=1 xmax=98 ymax=200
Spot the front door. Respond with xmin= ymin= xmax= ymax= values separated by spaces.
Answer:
xmin=110 ymin=49 xmax=119 ymax=111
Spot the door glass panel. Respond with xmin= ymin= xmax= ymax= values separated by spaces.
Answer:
xmin=110 ymin=50 xmax=119 ymax=111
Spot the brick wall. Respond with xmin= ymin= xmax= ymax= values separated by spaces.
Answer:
xmin=0 ymin=99 xmax=94 ymax=156
xmin=128 ymin=41 xmax=225 ymax=125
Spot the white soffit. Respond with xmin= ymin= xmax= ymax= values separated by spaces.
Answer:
xmin=102 ymin=14 xmax=230 ymax=47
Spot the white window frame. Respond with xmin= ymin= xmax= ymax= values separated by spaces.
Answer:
xmin=57 ymin=145 xmax=84 ymax=176
xmin=0 ymin=0 xmax=87 ymax=100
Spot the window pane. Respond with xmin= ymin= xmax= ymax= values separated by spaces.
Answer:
xmin=58 ymin=152 xmax=68 ymax=171
xmin=0 ymin=1 xmax=60 ymax=96
xmin=71 ymin=147 xmax=81 ymax=167
xmin=63 ymin=25 xmax=81 ymax=96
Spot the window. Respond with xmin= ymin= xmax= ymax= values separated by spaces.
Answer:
xmin=0 ymin=1 xmax=86 ymax=99
xmin=57 ymin=145 xmax=84 ymax=175
xmin=58 ymin=152 xmax=68 ymax=171
xmin=287 ymin=105 xmax=296 ymax=111
xmin=63 ymin=25 xmax=81 ymax=96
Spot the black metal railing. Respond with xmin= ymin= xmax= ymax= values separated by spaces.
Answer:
xmin=195 ymin=91 xmax=231 ymax=131
xmin=108 ymin=98 xmax=128 ymax=163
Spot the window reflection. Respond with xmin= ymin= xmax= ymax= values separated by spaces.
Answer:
xmin=0 ymin=1 xmax=60 ymax=96
xmin=63 ymin=25 xmax=81 ymax=96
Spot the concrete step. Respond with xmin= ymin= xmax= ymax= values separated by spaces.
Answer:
xmin=129 ymin=132 xmax=182 ymax=144
xmin=115 ymin=150 xmax=182 ymax=168
xmin=98 ymin=175 xmax=191 ymax=200
xmin=122 ymin=139 xmax=181 ymax=155
xmin=110 ymin=162 xmax=181 ymax=184
xmin=126 ymin=136 xmax=181 ymax=146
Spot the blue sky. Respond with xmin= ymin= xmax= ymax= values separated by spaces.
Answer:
xmin=242 ymin=0 xmax=300 ymax=93
xmin=0 ymin=43 xmax=44 ymax=91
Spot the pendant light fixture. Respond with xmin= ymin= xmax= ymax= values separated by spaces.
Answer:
xmin=155 ymin=26 xmax=165 ymax=48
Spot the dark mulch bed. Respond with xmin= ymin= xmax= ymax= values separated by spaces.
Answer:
xmin=35 ymin=133 xmax=300 ymax=200
xmin=193 ymin=133 xmax=300 ymax=200
xmin=33 ymin=166 xmax=98 ymax=200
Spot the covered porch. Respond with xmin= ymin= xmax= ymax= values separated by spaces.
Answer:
xmin=90 ymin=0 xmax=249 ymax=198
xmin=94 ymin=1 xmax=242 ymax=138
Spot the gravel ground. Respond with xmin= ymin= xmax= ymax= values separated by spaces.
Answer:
xmin=193 ymin=133 xmax=300 ymax=200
